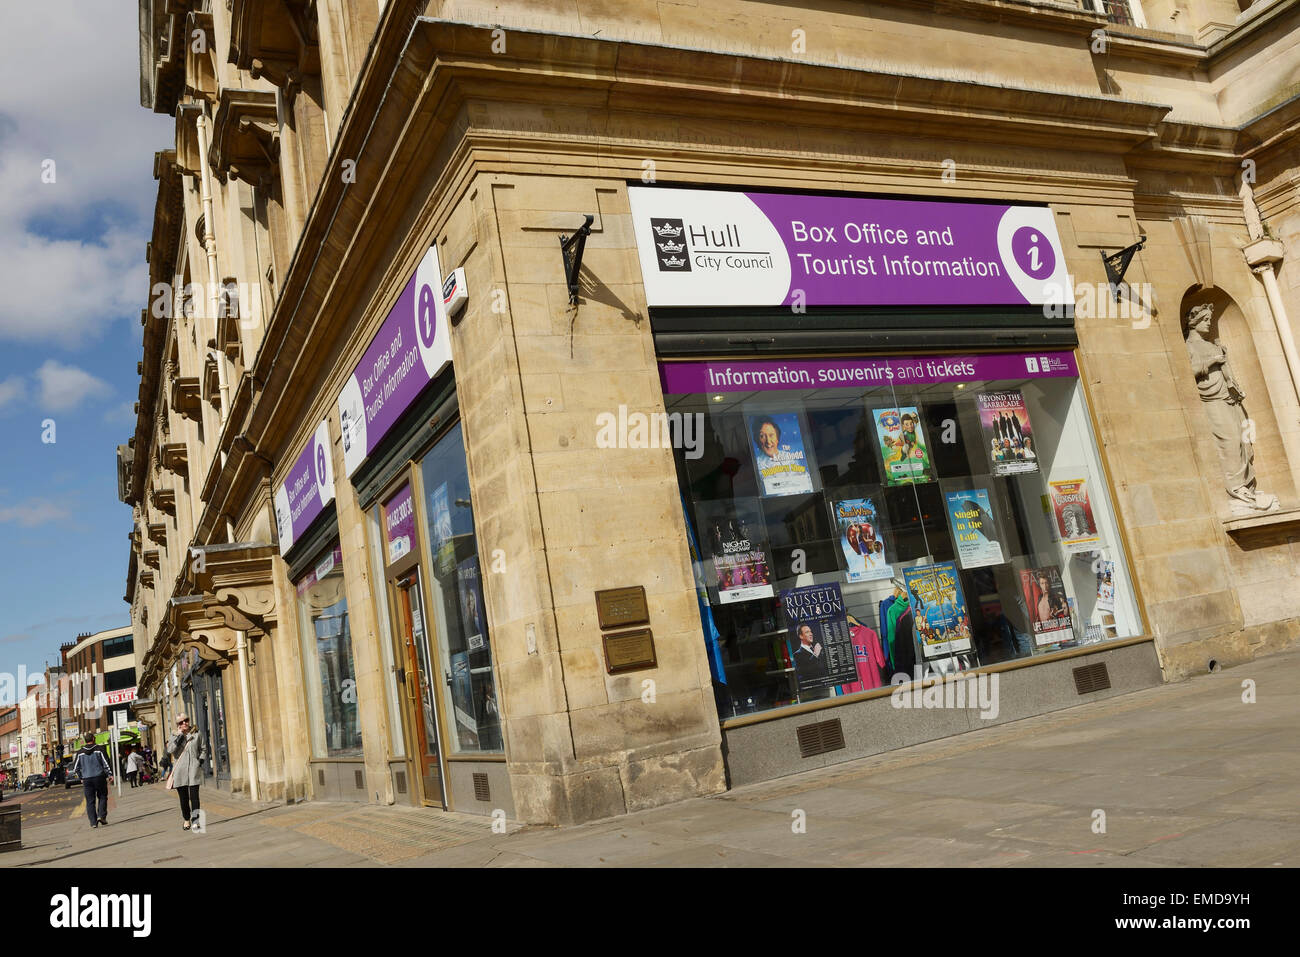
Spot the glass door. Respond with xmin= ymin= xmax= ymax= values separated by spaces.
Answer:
xmin=208 ymin=674 xmax=231 ymax=789
xmin=393 ymin=568 xmax=445 ymax=807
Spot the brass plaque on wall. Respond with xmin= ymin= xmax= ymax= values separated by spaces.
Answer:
xmin=602 ymin=629 xmax=657 ymax=674
xmin=594 ymin=586 xmax=650 ymax=630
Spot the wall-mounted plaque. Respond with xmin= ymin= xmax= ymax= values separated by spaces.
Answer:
xmin=595 ymin=586 xmax=650 ymax=630
xmin=602 ymin=629 xmax=657 ymax=674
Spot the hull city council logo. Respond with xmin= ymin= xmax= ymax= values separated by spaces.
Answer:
xmin=650 ymin=218 xmax=691 ymax=272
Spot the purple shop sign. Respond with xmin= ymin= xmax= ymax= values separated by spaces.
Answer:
xmin=659 ymin=352 xmax=1079 ymax=395
xmin=338 ymin=246 xmax=452 ymax=477
xmin=627 ymin=187 xmax=1074 ymax=309
xmin=383 ymin=482 xmax=418 ymax=565
xmin=274 ymin=419 xmax=335 ymax=552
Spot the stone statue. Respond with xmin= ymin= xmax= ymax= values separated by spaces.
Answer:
xmin=1183 ymin=302 xmax=1279 ymax=515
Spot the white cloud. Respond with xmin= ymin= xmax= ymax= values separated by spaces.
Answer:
xmin=0 ymin=498 xmax=70 ymax=527
xmin=102 ymin=400 xmax=136 ymax=424
xmin=34 ymin=359 xmax=111 ymax=411
xmin=0 ymin=3 xmax=171 ymax=346
xmin=0 ymin=376 xmax=24 ymax=412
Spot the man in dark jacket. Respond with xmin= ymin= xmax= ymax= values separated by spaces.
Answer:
xmin=72 ymin=743 xmax=113 ymax=828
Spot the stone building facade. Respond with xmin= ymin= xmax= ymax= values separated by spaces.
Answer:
xmin=121 ymin=0 xmax=1300 ymax=824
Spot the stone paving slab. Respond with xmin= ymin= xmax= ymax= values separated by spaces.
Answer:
xmin=2 ymin=647 xmax=1296 ymax=868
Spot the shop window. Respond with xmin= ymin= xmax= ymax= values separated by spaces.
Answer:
xmin=294 ymin=543 xmax=363 ymax=758
xmin=418 ymin=422 xmax=503 ymax=754
xmin=101 ymin=634 xmax=134 ymax=658
xmin=103 ymin=669 xmax=135 ymax=693
xmin=669 ymin=353 xmax=1142 ymax=720
xmin=367 ymin=506 xmax=407 ymax=757
xmin=1091 ymin=0 xmax=1145 ymax=27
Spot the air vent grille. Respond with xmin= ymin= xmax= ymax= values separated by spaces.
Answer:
xmin=472 ymin=772 xmax=491 ymax=802
xmin=796 ymin=718 xmax=846 ymax=758
xmin=317 ymin=769 xmax=325 ymax=787
xmin=354 ymin=769 xmax=364 ymax=789
xmin=1073 ymin=662 xmax=1111 ymax=694
xmin=394 ymin=770 xmax=407 ymax=794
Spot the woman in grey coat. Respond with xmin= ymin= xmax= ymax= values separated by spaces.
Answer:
xmin=169 ymin=714 xmax=207 ymax=830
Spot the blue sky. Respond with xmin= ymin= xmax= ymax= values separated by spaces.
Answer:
xmin=0 ymin=3 xmax=172 ymax=691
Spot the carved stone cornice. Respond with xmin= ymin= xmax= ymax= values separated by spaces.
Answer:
xmin=169 ymin=596 xmax=235 ymax=665
xmin=202 ymin=352 xmax=223 ymax=409
xmin=170 ymin=373 xmax=202 ymax=421
xmin=184 ymin=10 xmax=218 ymax=105
xmin=151 ymin=486 xmax=176 ymax=516
xmin=139 ymin=570 xmax=155 ymax=590
xmin=208 ymin=88 xmax=280 ymax=186
xmin=143 ymin=1 xmax=187 ymax=115
xmin=147 ymin=522 xmax=168 ymax=547
xmin=185 ymin=541 xmax=280 ymax=637
xmin=160 ymin=441 xmax=189 ymax=477
xmin=228 ymin=0 xmax=320 ymax=86
xmin=1245 ymin=237 xmax=1286 ymax=269
xmin=143 ymin=549 xmax=161 ymax=570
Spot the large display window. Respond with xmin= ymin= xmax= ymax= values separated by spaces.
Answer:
xmin=294 ymin=543 xmax=363 ymax=757
xmin=417 ymin=422 xmax=503 ymax=754
xmin=665 ymin=351 xmax=1143 ymax=719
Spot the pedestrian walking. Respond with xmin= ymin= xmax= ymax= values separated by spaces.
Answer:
xmin=167 ymin=714 xmax=206 ymax=830
xmin=71 ymin=742 xmax=113 ymax=828
xmin=126 ymin=749 xmax=144 ymax=788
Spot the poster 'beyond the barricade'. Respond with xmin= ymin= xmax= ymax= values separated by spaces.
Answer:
xmin=903 ymin=561 xmax=973 ymax=658
xmin=977 ymin=390 xmax=1038 ymax=475
xmin=780 ymin=582 xmax=857 ymax=694
xmin=1049 ymin=477 xmax=1100 ymax=552
xmin=1020 ymin=565 xmax=1074 ymax=645
xmin=748 ymin=412 xmax=815 ymax=496
xmin=874 ymin=406 xmax=932 ymax=486
xmin=945 ymin=488 xmax=1005 ymax=569
xmin=698 ymin=498 xmax=775 ymax=604
xmin=831 ymin=496 xmax=893 ymax=582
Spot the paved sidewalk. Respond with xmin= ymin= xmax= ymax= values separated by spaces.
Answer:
xmin=5 ymin=647 xmax=1298 ymax=867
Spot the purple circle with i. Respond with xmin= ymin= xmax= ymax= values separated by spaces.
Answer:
xmin=1011 ymin=226 xmax=1055 ymax=279
xmin=316 ymin=444 xmax=327 ymax=485
xmin=418 ymin=283 xmax=437 ymax=349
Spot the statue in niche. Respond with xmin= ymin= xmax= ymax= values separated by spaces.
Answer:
xmin=1183 ymin=301 xmax=1279 ymax=515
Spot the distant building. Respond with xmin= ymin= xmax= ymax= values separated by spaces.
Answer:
xmin=0 ymin=706 xmax=19 ymax=783
xmin=61 ymin=626 xmax=137 ymax=747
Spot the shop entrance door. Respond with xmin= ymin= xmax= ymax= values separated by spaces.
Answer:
xmin=394 ymin=569 xmax=445 ymax=808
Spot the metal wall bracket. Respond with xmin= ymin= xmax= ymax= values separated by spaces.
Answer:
xmin=560 ymin=214 xmax=594 ymax=305
xmin=1102 ymin=237 xmax=1146 ymax=301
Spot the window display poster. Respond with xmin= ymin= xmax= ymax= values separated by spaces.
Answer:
xmin=457 ymin=556 xmax=488 ymax=650
xmin=1020 ymin=565 xmax=1073 ymax=645
xmin=698 ymin=498 xmax=775 ymax=604
xmin=944 ymin=488 xmax=1005 ymax=569
xmin=450 ymin=651 xmax=478 ymax=740
xmin=430 ymin=481 xmax=457 ymax=572
xmin=748 ymin=412 xmax=815 ymax=496
xmin=780 ymin=582 xmax=857 ymax=694
xmin=903 ymin=561 xmax=973 ymax=657
xmin=830 ymin=496 xmax=893 ymax=582
xmin=1096 ymin=559 xmax=1115 ymax=614
xmin=977 ymin=390 xmax=1038 ymax=475
xmin=873 ymin=406 xmax=933 ymax=486
xmin=1049 ymin=478 xmax=1100 ymax=551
